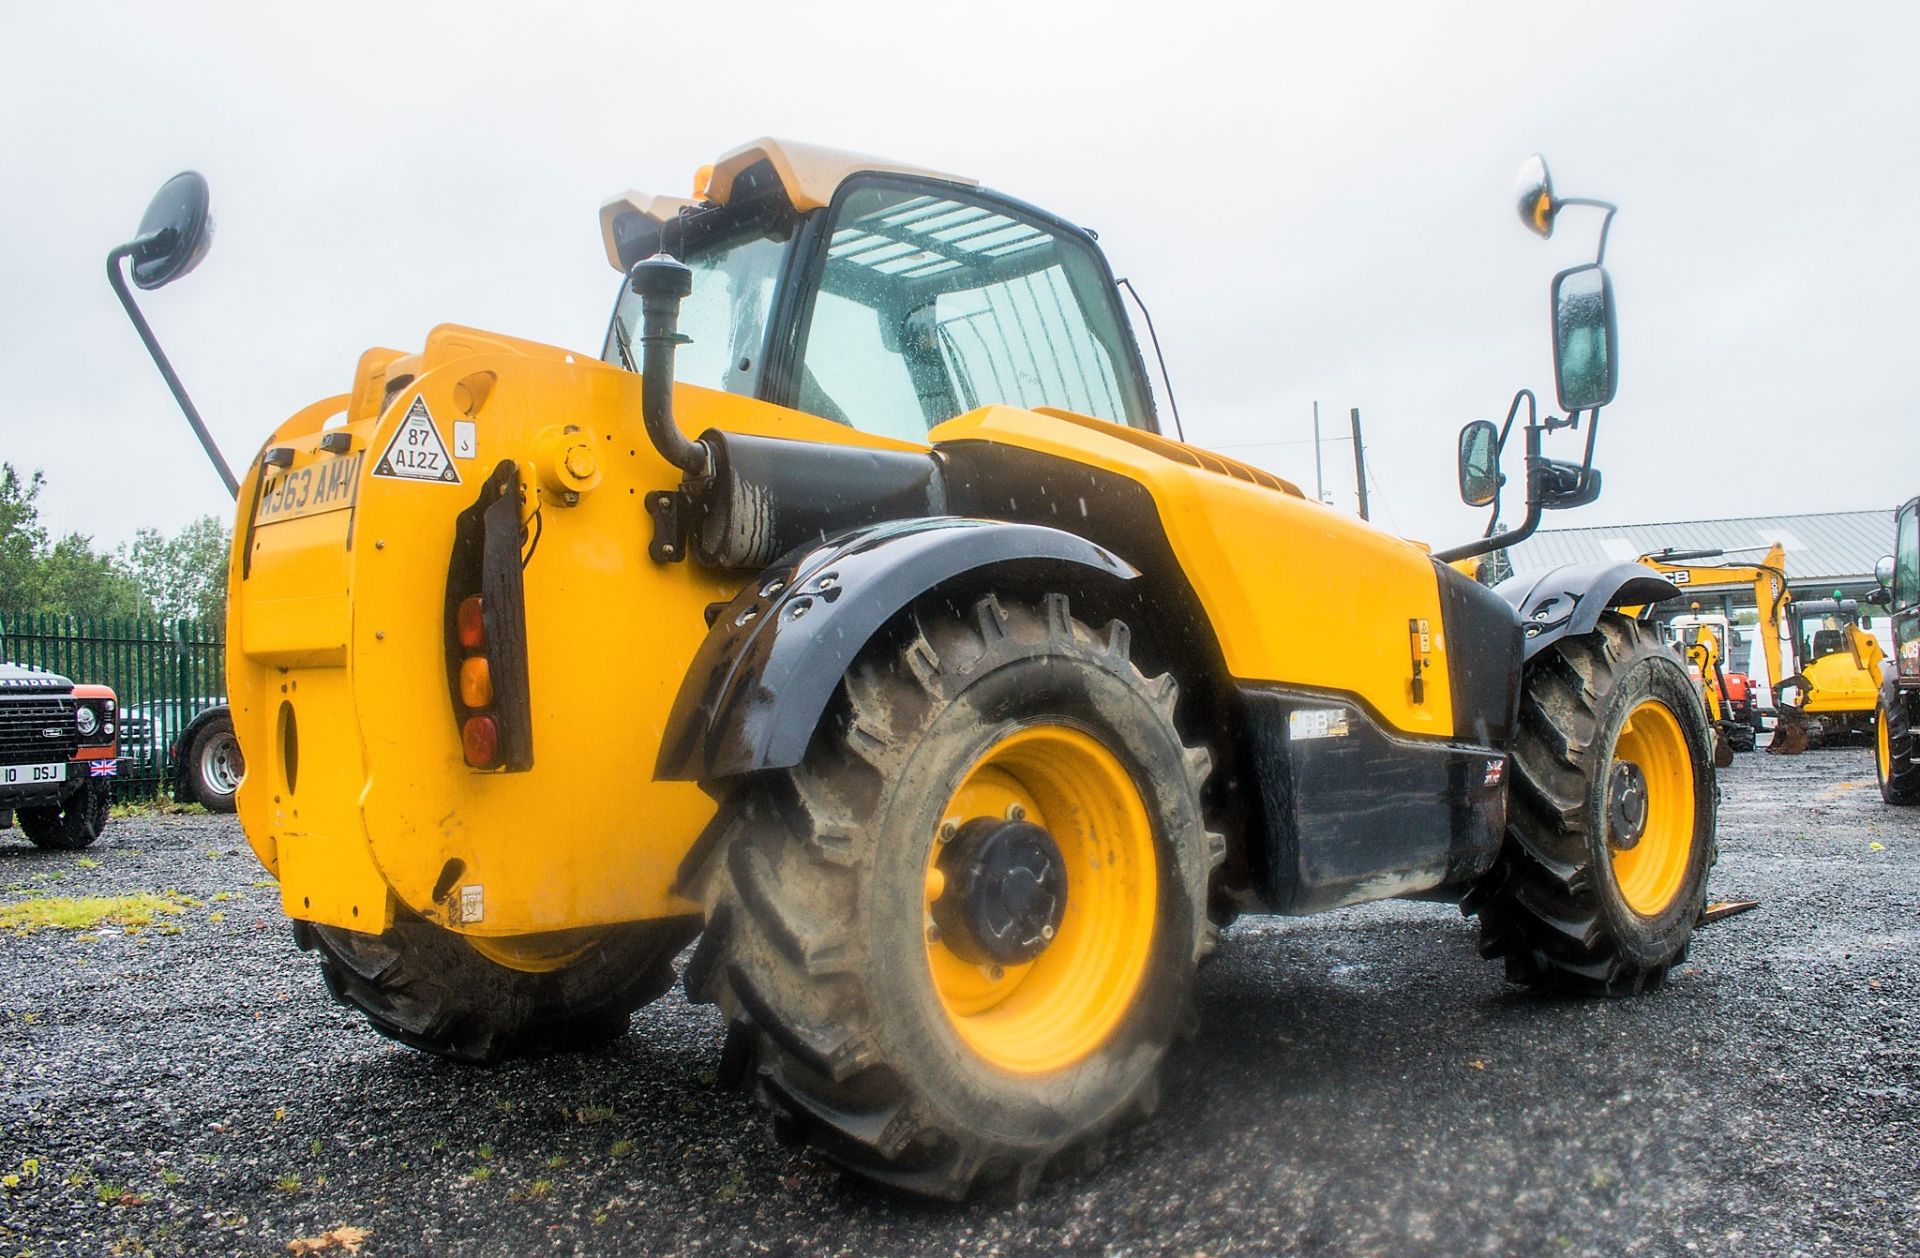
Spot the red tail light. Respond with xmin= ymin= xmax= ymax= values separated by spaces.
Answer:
xmin=456 ymin=595 xmax=486 ymax=651
xmin=462 ymin=715 xmax=500 ymax=768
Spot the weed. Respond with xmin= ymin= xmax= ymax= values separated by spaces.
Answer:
xmin=470 ymin=1166 xmax=491 ymax=1183
xmin=608 ymin=1140 xmax=635 ymax=1158
xmin=274 ymin=1174 xmax=301 ymax=1193
xmin=475 ymin=1144 xmax=494 ymax=1162
xmin=75 ymin=858 xmax=99 ymax=870
xmin=158 ymin=1168 xmax=182 ymax=1187
xmin=545 ymin=1154 xmax=566 ymax=1170
xmin=211 ymin=891 xmax=233 ymax=902
xmin=574 ymin=1105 xmax=617 ymax=1126
xmin=274 ymin=1107 xmax=288 ymax=1122
xmin=0 ymin=892 xmax=193 ymax=936
xmin=309 ymin=1138 xmax=324 ymax=1157
xmin=526 ymin=1179 xmax=553 ymax=1199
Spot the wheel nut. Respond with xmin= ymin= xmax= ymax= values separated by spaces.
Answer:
xmin=988 ymin=965 xmax=1005 ymax=981
xmin=1006 ymin=803 xmax=1026 ymax=821
xmin=939 ymin=821 xmax=957 ymax=842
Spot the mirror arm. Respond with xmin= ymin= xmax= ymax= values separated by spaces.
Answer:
xmin=107 ymin=240 xmax=238 ymax=500
xmin=1553 ymin=196 xmax=1619 ymax=265
xmin=1434 ymin=421 xmax=1547 ymax=563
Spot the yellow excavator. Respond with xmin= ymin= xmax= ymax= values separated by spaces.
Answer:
xmin=1631 ymin=545 xmax=1883 ymax=753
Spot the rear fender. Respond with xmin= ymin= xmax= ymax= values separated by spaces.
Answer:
xmin=1496 ymin=562 xmax=1680 ymax=662
xmin=657 ymin=517 xmax=1137 ymax=781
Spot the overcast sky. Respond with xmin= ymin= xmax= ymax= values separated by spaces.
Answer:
xmin=5 ymin=2 xmax=1917 ymax=554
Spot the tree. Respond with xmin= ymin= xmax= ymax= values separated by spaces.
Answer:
xmin=0 ymin=462 xmax=231 ymax=625
xmin=120 ymin=515 xmax=231 ymax=624
xmin=0 ymin=464 xmax=48 ymax=610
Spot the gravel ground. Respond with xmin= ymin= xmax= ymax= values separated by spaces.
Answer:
xmin=2 ymin=747 xmax=1916 ymax=1257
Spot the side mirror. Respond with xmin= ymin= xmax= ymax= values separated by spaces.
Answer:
xmin=1516 ymin=154 xmax=1557 ymax=238
xmin=1457 ymin=420 xmax=1500 ymax=507
xmin=1551 ymin=263 xmax=1618 ymax=412
xmin=1875 ymin=555 xmax=1895 ymax=587
xmin=127 ymin=171 xmax=214 ymax=290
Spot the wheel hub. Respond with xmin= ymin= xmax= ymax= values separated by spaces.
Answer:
xmin=1608 ymin=760 xmax=1649 ymax=850
xmin=931 ymin=818 xmax=1067 ymax=966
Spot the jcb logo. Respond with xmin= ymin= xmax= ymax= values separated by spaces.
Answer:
xmin=1661 ymin=571 xmax=1690 ymax=585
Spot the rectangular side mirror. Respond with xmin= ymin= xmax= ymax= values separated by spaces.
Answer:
xmin=1551 ymin=263 xmax=1618 ymax=413
xmin=1457 ymin=420 xmax=1500 ymax=507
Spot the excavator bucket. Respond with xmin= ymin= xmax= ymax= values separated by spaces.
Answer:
xmin=1712 ymin=727 xmax=1736 ymax=768
xmin=1767 ymin=708 xmax=1811 ymax=755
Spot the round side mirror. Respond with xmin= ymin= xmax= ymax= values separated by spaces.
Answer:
xmin=1515 ymin=154 xmax=1556 ymax=238
xmin=129 ymin=171 xmax=214 ymax=290
xmin=1457 ymin=419 xmax=1501 ymax=507
xmin=1875 ymin=554 xmax=1895 ymax=588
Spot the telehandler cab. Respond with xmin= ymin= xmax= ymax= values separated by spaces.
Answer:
xmin=109 ymin=141 xmax=1715 ymax=1200
xmin=1867 ymin=502 xmax=1919 ymax=803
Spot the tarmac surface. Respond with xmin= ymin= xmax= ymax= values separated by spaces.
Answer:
xmin=1 ymin=746 xmax=1915 ymax=1256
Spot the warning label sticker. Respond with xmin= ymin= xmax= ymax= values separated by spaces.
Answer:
xmin=372 ymin=397 xmax=460 ymax=484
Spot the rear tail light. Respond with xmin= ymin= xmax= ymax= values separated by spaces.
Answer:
xmin=456 ymin=595 xmax=486 ymax=650
xmin=459 ymin=657 xmax=494 ymax=708
xmin=462 ymin=715 xmax=500 ymax=768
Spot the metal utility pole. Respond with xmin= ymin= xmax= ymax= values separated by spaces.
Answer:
xmin=1312 ymin=401 xmax=1325 ymax=503
xmin=1350 ymin=407 xmax=1370 ymax=521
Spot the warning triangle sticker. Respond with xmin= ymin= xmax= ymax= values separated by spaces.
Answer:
xmin=372 ymin=397 xmax=461 ymax=484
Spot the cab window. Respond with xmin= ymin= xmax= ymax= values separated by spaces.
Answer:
xmin=792 ymin=180 xmax=1148 ymax=441
xmin=1895 ymin=502 xmax=1919 ymax=610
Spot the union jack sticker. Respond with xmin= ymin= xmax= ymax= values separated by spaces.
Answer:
xmin=1483 ymin=759 xmax=1505 ymax=787
xmin=88 ymin=760 xmax=118 ymax=778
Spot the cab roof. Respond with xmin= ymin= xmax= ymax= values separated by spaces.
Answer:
xmin=598 ymin=137 xmax=978 ymax=271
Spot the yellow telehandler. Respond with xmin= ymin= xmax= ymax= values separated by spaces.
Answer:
xmin=108 ymin=143 xmax=1715 ymax=1199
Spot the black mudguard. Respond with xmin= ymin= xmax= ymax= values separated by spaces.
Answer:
xmin=656 ymin=516 xmax=1138 ymax=782
xmin=1495 ymin=561 xmax=1680 ymax=661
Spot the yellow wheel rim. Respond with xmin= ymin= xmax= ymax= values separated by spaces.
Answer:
xmin=924 ymin=725 xmax=1158 ymax=1075
xmin=465 ymin=930 xmax=600 ymax=974
xmin=1877 ymin=713 xmax=1893 ymax=782
xmin=1609 ymin=700 xmax=1697 ymax=917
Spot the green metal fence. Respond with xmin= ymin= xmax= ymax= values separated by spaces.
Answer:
xmin=0 ymin=613 xmax=225 ymax=800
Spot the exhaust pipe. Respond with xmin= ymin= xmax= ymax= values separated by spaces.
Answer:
xmin=627 ymin=253 xmax=710 ymax=480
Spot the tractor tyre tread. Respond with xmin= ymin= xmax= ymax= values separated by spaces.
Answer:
xmin=683 ymin=592 xmax=1222 ymax=1201
xmin=298 ymin=914 xmax=696 ymax=1064
xmin=1472 ymin=614 xmax=1717 ymax=995
xmin=1879 ymin=694 xmax=1920 ymax=805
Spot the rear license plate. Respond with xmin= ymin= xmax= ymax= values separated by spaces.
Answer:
xmin=1 ymin=762 xmax=65 ymax=786
xmin=254 ymin=451 xmax=365 ymax=527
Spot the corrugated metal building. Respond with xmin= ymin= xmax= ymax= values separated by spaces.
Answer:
xmin=1505 ymin=509 xmax=1896 ymax=696
xmin=1508 ymin=510 xmax=1891 ymax=592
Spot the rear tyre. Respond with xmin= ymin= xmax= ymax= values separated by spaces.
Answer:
xmin=1469 ymin=614 xmax=1717 ymax=993
xmin=183 ymin=716 xmax=242 ymax=813
xmin=1877 ymin=695 xmax=1920 ymax=805
xmin=298 ymin=913 xmax=697 ymax=1063
xmin=682 ymin=593 xmax=1223 ymax=1200
xmin=18 ymin=780 xmax=110 ymax=851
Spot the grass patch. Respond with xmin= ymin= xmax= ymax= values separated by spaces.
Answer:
xmin=0 ymin=892 xmax=193 ymax=936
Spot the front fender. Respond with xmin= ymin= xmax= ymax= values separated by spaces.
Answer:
xmin=1496 ymin=562 xmax=1680 ymax=662
xmin=657 ymin=517 xmax=1138 ymax=781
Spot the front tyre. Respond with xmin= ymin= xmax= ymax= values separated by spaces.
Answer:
xmin=683 ymin=593 xmax=1223 ymax=1200
xmin=18 ymin=779 xmax=110 ymax=850
xmin=1877 ymin=694 xmax=1920 ymax=805
xmin=1471 ymin=615 xmax=1717 ymax=993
